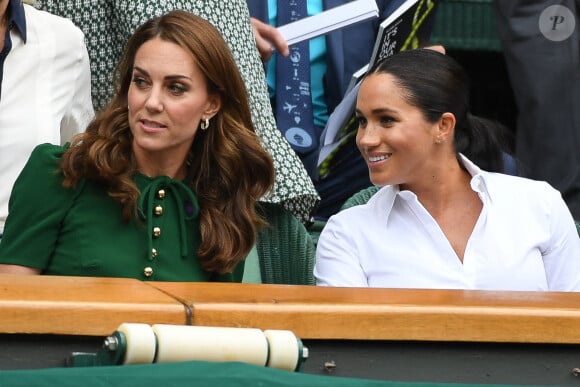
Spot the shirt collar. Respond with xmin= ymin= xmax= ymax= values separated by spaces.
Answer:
xmin=7 ymin=0 xmax=27 ymax=43
xmin=457 ymin=153 xmax=491 ymax=202
xmin=381 ymin=153 xmax=493 ymax=222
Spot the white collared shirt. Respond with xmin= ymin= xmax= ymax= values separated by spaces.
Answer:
xmin=315 ymin=155 xmax=580 ymax=291
xmin=0 ymin=5 xmax=94 ymax=234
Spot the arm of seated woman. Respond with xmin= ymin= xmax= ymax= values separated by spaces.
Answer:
xmin=0 ymin=264 xmax=41 ymax=275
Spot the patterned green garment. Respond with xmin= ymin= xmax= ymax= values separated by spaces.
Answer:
xmin=35 ymin=0 xmax=319 ymax=223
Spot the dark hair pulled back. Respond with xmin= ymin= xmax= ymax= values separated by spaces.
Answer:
xmin=367 ymin=49 xmax=511 ymax=172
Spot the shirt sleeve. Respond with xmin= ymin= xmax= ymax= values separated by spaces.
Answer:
xmin=541 ymin=186 xmax=580 ymax=291
xmin=59 ymin=27 xmax=94 ymax=143
xmin=0 ymin=144 xmax=79 ymax=270
xmin=314 ymin=213 xmax=368 ymax=287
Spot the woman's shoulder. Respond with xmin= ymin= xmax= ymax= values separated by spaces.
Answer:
xmin=329 ymin=185 xmax=395 ymax=226
xmin=18 ymin=143 xmax=70 ymax=184
xmin=24 ymin=4 xmax=81 ymax=30
xmin=483 ymin=171 xmax=559 ymax=195
xmin=8 ymin=144 xmax=78 ymax=215
xmin=24 ymin=5 xmax=85 ymax=43
xmin=480 ymin=171 xmax=564 ymax=211
xmin=27 ymin=143 xmax=68 ymax=165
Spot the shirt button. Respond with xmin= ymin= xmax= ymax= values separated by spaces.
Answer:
xmin=144 ymin=267 xmax=153 ymax=277
xmin=152 ymin=227 xmax=161 ymax=238
xmin=157 ymin=189 xmax=166 ymax=199
xmin=152 ymin=248 xmax=158 ymax=258
xmin=154 ymin=205 xmax=163 ymax=216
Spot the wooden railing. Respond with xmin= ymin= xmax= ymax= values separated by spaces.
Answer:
xmin=0 ymin=275 xmax=185 ymax=335
xmin=2 ymin=274 xmax=580 ymax=344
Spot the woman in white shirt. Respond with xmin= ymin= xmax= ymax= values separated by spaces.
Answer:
xmin=315 ymin=49 xmax=580 ymax=291
xmin=0 ymin=0 xmax=94 ymax=236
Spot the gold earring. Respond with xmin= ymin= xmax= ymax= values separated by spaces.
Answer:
xmin=200 ymin=118 xmax=210 ymax=130
xmin=435 ymin=137 xmax=443 ymax=144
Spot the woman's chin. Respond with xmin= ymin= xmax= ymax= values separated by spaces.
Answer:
xmin=369 ymin=175 xmax=389 ymax=187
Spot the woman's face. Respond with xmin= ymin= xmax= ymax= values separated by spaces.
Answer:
xmin=128 ymin=37 xmax=220 ymax=166
xmin=355 ymin=73 xmax=440 ymax=188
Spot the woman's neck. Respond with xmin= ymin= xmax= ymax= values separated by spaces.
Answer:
xmin=402 ymin=156 xmax=473 ymax=215
xmin=0 ymin=1 xmax=9 ymax=52
xmin=135 ymin=153 xmax=188 ymax=180
xmin=138 ymin=163 xmax=187 ymax=180
xmin=132 ymin=144 xmax=190 ymax=180
xmin=0 ymin=0 xmax=8 ymax=21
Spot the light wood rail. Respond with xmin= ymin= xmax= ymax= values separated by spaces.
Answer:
xmin=151 ymin=282 xmax=580 ymax=344
xmin=2 ymin=274 xmax=580 ymax=344
xmin=0 ymin=274 xmax=186 ymax=336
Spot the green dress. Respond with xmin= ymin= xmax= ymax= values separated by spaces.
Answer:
xmin=35 ymin=0 xmax=319 ymax=223
xmin=0 ymin=144 xmax=240 ymax=282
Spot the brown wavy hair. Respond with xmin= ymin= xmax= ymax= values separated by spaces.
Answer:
xmin=61 ymin=10 xmax=275 ymax=274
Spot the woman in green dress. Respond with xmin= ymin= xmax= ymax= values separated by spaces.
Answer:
xmin=0 ymin=10 xmax=275 ymax=282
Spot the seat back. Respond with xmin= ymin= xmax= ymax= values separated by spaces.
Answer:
xmin=340 ymin=186 xmax=380 ymax=211
xmin=255 ymin=203 xmax=316 ymax=285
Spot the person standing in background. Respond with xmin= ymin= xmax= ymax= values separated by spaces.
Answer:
xmin=494 ymin=1 xmax=580 ymax=221
xmin=248 ymin=0 xmax=439 ymax=219
xmin=36 ymin=0 xmax=318 ymax=224
xmin=0 ymin=0 xmax=93 ymax=238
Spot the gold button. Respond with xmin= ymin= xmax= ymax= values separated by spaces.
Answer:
xmin=154 ymin=205 xmax=163 ymax=216
xmin=157 ymin=189 xmax=166 ymax=199
xmin=144 ymin=267 xmax=153 ymax=277
xmin=152 ymin=227 xmax=161 ymax=238
xmin=152 ymin=248 xmax=158 ymax=258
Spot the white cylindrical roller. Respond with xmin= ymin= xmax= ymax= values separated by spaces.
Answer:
xmin=151 ymin=324 xmax=269 ymax=366
xmin=263 ymin=329 xmax=300 ymax=371
xmin=116 ymin=323 xmax=157 ymax=365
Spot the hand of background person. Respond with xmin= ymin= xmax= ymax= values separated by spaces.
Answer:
xmin=250 ymin=17 xmax=289 ymax=62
